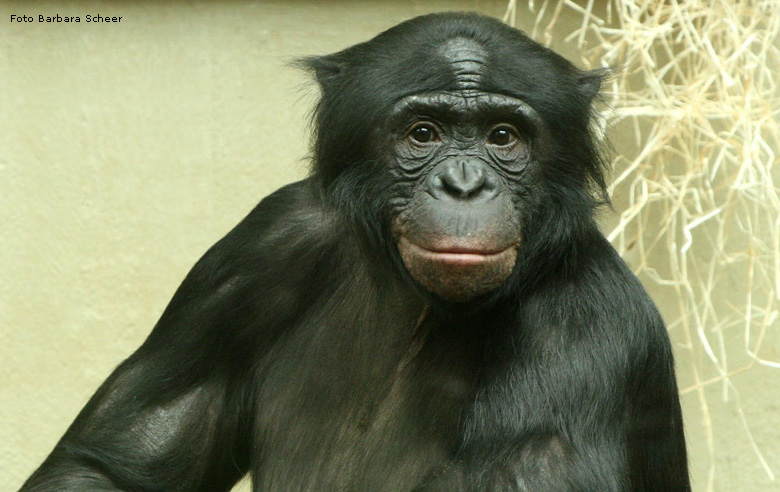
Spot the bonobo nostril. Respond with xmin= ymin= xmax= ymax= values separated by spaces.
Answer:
xmin=446 ymin=161 xmax=485 ymax=197
xmin=430 ymin=159 xmax=498 ymax=201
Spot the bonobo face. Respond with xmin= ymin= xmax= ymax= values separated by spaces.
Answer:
xmin=390 ymin=38 xmax=540 ymax=302
xmin=304 ymin=17 xmax=602 ymax=303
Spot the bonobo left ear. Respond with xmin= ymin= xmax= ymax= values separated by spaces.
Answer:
xmin=578 ymin=67 xmax=611 ymax=102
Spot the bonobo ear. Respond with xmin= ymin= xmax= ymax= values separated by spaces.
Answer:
xmin=577 ymin=67 xmax=611 ymax=102
xmin=298 ymin=54 xmax=346 ymax=92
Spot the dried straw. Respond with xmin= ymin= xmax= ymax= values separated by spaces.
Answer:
xmin=506 ymin=0 xmax=780 ymax=488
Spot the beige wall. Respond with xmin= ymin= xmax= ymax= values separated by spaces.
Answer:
xmin=2 ymin=1 xmax=777 ymax=491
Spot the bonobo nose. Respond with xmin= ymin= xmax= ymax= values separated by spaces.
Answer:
xmin=428 ymin=159 xmax=499 ymax=202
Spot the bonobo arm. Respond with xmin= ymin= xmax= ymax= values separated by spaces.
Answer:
xmin=19 ymin=261 xmax=253 ymax=491
xmin=626 ymin=319 xmax=691 ymax=491
xmin=19 ymin=375 xmax=249 ymax=492
xmin=19 ymin=181 xmax=320 ymax=492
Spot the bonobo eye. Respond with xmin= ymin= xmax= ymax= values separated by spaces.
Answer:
xmin=487 ymin=125 xmax=519 ymax=146
xmin=407 ymin=123 xmax=440 ymax=144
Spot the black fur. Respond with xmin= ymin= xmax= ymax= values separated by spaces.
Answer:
xmin=20 ymin=13 xmax=689 ymax=492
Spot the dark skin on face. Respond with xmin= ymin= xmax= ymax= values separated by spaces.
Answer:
xmin=19 ymin=12 xmax=690 ymax=492
xmin=386 ymin=37 xmax=543 ymax=302
xmin=390 ymin=91 xmax=537 ymax=301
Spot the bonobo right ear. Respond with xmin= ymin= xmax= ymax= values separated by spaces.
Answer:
xmin=298 ymin=54 xmax=346 ymax=92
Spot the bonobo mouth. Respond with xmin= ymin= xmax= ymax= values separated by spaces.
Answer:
xmin=397 ymin=236 xmax=518 ymax=302
xmin=399 ymin=237 xmax=516 ymax=266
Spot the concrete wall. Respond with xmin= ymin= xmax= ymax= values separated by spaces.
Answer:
xmin=2 ymin=1 xmax=777 ymax=490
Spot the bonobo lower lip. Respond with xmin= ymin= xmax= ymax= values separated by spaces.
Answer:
xmin=398 ymin=236 xmax=516 ymax=266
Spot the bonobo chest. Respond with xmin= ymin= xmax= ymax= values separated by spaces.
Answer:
xmin=251 ymin=306 xmax=487 ymax=491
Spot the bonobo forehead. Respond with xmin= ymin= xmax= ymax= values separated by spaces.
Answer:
xmin=391 ymin=91 xmax=542 ymax=129
xmin=437 ymin=37 xmax=487 ymax=90
xmin=303 ymin=13 xmax=597 ymax=122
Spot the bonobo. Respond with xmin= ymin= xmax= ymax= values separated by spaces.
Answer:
xmin=20 ymin=12 xmax=690 ymax=492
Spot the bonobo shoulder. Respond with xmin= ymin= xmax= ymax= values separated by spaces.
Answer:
xmin=215 ymin=179 xmax=335 ymax=257
xmin=238 ymin=179 xmax=333 ymax=241
xmin=586 ymin=235 xmax=668 ymax=335
xmin=180 ymin=179 xmax=339 ymax=291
